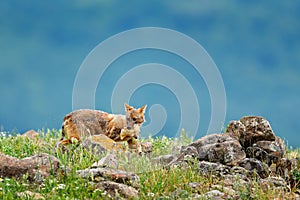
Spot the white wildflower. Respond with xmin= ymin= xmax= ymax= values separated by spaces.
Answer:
xmin=56 ymin=184 xmax=66 ymax=190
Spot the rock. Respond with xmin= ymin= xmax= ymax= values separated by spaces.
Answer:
xmin=140 ymin=142 xmax=153 ymax=155
xmin=166 ymin=146 xmax=198 ymax=167
xmin=230 ymin=166 xmax=252 ymax=180
xmin=0 ymin=153 xmax=63 ymax=183
xmin=21 ymin=129 xmax=39 ymax=139
xmin=76 ymin=167 xmax=140 ymax=188
xmin=222 ymin=174 xmax=249 ymax=188
xmin=180 ymin=145 xmax=199 ymax=157
xmin=190 ymin=193 xmax=203 ymax=199
xmin=200 ymin=190 xmax=227 ymax=200
xmin=225 ymin=120 xmax=245 ymax=141
xmin=189 ymin=134 xmax=246 ymax=166
xmin=170 ymin=189 xmax=189 ymax=198
xmin=93 ymin=180 xmax=138 ymax=199
xmin=259 ymin=176 xmax=287 ymax=190
xmin=254 ymin=138 xmax=285 ymax=159
xmin=211 ymin=184 xmax=236 ymax=196
xmin=152 ymin=154 xmax=177 ymax=166
xmin=189 ymin=133 xmax=234 ymax=149
xmin=0 ymin=153 xmax=23 ymax=178
xmin=239 ymin=116 xmax=275 ymax=148
xmin=189 ymin=182 xmax=201 ymax=190
xmin=276 ymin=158 xmax=294 ymax=179
xmin=198 ymin=161 xmax=231 ymax=177
xmin=238 ymin=158 xmax=269 ymax=179
xmin=21 ymin=130 xmax=48 ymax=147
xmin=246 ymin=146 xmax=277 ymax=166
xmin=91 ymin=154 xmax=118 ymax=169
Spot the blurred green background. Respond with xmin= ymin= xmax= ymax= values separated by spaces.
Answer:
xmin=0 ymin=1 xmax=299 ymax=147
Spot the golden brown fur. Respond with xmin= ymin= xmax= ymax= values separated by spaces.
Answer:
xmin=60 ymin=104 xmax=147 ymax=149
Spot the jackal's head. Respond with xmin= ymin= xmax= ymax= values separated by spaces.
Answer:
xmin=124 ymin=103 xmax=147 ymax=131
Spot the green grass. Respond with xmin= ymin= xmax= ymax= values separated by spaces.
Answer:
xmin=0 ymin=129 xmax=299 ymax=199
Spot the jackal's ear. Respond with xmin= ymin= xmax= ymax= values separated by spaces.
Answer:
xmin=139 ymin=105 xmax=147 ymax=113
xmin=124 ymin=103 xmax=134 ymax=111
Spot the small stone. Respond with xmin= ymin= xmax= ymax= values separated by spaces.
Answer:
xmin=189 ymin=182 xmax=201 ymax=189
xmin=91 ymin=154 xmax=118 ymax=169
xmin=167 ymin=146 xmax=198 ymax=167
xmin=230 ymin=166 xmax=252 ymax=179
xmin=259 ymin=176 xmax=287 ymax=189
xmin=152 ymin=155 xmax=177 ymax=166
xmin=21 ymin=130 xmax=39 ymax=139
xmin=140 ymin=142 xmax=153 ymax=154
xmin=238 ymin=158 xmax=269 ymax=179
xmin=76 ymin=167 xmax=140 ymax=188
xmin=223 ymin=174 xmax=249 ymax=188
xmin=171 ymin=189 xmax=189 ymax=198
xmin=276 ymin=158 xmax=294 ymax=179
xmin=198 ymin=161 xmax=231 ymax=177
xmin=201 ymin=190 xmax=227 ymax=199
xmin=212 ymin=184 xmax=236 ymax=196
xmin=180 ymin=145 xmax=199 ymax=157
xmin=93 ymin=180 xmax=138 ymax=199
xmin=246 ymin=146 xmax=277 ymax=166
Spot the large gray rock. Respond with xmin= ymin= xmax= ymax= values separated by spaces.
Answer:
xmin=189 ymin=134 xmax=246 ymax=166
xmin=0 ymin=153 xmax=62 ymax=183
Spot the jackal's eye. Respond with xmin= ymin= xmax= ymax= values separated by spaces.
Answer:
xmin=132 ymin=117 xmax=137 ymax=121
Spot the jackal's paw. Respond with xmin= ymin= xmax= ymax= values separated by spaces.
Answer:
xmin=120 ymin=128 xmax=136 ymax=141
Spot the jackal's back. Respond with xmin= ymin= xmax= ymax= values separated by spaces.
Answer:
xmin=62 ymin=109 xmax=126 ymax=143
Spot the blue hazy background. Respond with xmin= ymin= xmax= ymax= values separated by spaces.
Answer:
xmin=0 ymin=1 xmax=299 ymax=147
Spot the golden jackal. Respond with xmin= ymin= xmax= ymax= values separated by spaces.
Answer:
xmin=60 ymin=104 xmax=147 ymax=149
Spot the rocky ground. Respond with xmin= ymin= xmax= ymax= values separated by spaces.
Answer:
xmin=0 ymin=116 xmax=299 ymax=199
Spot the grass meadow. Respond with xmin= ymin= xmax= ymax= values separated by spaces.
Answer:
xmin=0 ymin=129 xmax=299 ymax=199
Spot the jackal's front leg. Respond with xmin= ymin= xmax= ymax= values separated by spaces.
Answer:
xmin=127 ymin=138 xmax=142 ymax=154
